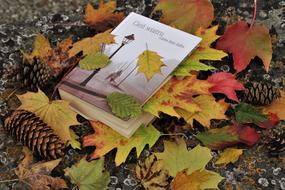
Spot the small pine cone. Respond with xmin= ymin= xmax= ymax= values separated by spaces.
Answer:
xmin=4 ymin=110 xmax=65 ymax=160
xmin=243 ymin=81 xmax=281 ymax=106
xmin=268 ymin=126 xmax=285 ymax=156
xmin=11 ymin=58 xmax=52 ymax=92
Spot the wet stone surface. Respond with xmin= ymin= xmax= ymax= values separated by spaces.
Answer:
xmin=0 ymin=0 xmax=284 ymax=189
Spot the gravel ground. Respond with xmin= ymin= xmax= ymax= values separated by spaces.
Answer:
xmin=0 ymin=0 xmax=284 ymax=190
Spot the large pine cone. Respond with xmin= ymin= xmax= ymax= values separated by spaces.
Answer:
xmin=10 ymin=58 xmax=52 ymax=92
xmin=4 ymin=110 xmax=65 ymax=160
xmin=243 ymin=81 xmax=281 ymax=106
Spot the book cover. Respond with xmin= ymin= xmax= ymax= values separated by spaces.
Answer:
xmin=59 ymin=12 xmax=201 ymax=125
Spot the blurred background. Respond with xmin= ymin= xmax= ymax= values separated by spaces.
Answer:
xmin=0 ymin=0 xmax=91 ymax=24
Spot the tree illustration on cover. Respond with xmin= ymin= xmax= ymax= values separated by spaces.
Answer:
xmin=80 ymin=34 xmax=135 ymax=86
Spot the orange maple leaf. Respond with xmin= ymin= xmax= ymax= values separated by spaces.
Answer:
xmin=154 ymin=0 xmax=214 ymax=33
xmin=84 ymin=1 xmax=124 ymax=32
xmin=262 ymin=90 xmax=285 ymax=120
xmin=23 ymin=34 xmax=74 ymax=76
xmin=171 ymin=169 xmax=223 ymax=190
xmin=143 ymin=75 xmax=213 ymax=117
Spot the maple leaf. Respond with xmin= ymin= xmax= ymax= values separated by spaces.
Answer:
xmin=262 ymin=90 xmax=285 ymax=120
xmin=143 ymin=75 xmax=213 ymax=117
xmin=83 ymin=121 xmax=160 ymax=166
xmin=154 ymin=0 xmax=214 ymax=33
xmin=79 ymin=52 xmax=110 ymax=70
xmin=196 ymin=124 xmax=260 ymax=150
xmin=107 ymin=92 xmax=142 ymax=119
xmin=171 ymin=169 xmax=223 ymax=190
xmin=216 ymin=21 xmax=272 ymax=72
xmin=136 ymin=154 xmax=169 ymax=190
xmin=137 ymin=50 xmax=165 ymax=80
xmin=173 ymin=26 xmax=227 ymax=76
xmin=84 ymin=1 xmax=124 ymax=32
xmin=155 ymin=138 xmax=212 ymax=177
xmin=17 ymin=89 xmax=80 ymax=144
xmin=23 ymin=33 xmax=51 ymax=62
xmin=215 ymin=148 xmax=243 ymax=166
xmin=64 ymin=157 xmax=110 ymax=190
xmin=69 ymin=30 xmax=115 ymax=57
xmin=43 ymin=37 xmax=74 ymax=76
xmin=23 ymin=34 xmax=73 ymax=76
xmin=176 ymin=95 xmax=229 ymax=127
xmin=15 ymin=147 xmax=67 ymax=190
xmin=208 ymin=72 xmax=245 ymax=102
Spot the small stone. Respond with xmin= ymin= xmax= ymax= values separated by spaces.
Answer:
xmin=259 ymin=10 xmax=268 ymax=18
xmin=258 ymin=178 xmax=269 ymax=187
xmin=273 ymin=167 xmax=281 ymax=175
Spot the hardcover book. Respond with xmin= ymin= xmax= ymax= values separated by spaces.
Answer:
xmin=59 ymin=12 xmax=201 ymax=137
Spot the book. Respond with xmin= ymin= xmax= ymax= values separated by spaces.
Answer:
xmin=58 ymin=12 xmax=201 ymax=137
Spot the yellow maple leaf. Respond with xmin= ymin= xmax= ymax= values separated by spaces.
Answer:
xmin=137 ymin=50 xmax=165 ymax=80
xmin=22 ymin=33 xmax=52 ymax=63
xmin=171 ymin=169 xmax=224 ymax=190
xmin=143 ymin=75 xmax=213 ymax=117
xmin=17 ymin=89 xmax=80 ymax=143
xmin=262 ymin=90 xmax=285 ymax=120
xmin=68 ymin=30 xmax=115 ymax=57
xmin=83 ymin=121 xmax=160 ymax=166
xmin=176 ymin=95 xmax=229 ymax=127
xmin=174 ymin=26 xmax=228 ymax=76
xmin=215 ymin=148 xmax=243 ymax=166
xmin=84 ymin=1 xmax=124 ymax=32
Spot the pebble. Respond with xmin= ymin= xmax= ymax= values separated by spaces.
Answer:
xmin=258 ymin=178 xmax=269 ymax=187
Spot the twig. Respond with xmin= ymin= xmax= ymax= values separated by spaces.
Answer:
xmin=160 ymin=133 xmax=188 ymax=140
xmin=0 ymin=178 xmax=19 ymax=184
xmin=249 ymin=0 xmax=257 ymax=30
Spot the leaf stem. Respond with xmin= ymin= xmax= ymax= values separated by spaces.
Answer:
xmin=0 ymin=178 xmax=19 ymax=184
xmin=160 ymin=133 xmax=188 ymax=139
xmin=249 ymin=0 xmax=257 ymax=30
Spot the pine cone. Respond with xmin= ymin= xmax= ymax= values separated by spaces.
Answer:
xmin=268 ymin=126 xmax=285 ymax=156
xmin=4 ymin=110 xmax=65 ymax=160
xmin=10 ymin=58 xmax=52 ymax=92
xmin=243 ymin=81 xmax=281 ymax=106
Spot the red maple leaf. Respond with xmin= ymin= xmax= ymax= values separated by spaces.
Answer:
xmin=208 ymin=72 xmax=245 ymax=102
xmin=216 ymin=21 xmax=272 ymax=73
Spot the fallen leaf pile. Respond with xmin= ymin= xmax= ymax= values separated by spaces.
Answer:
xmin=2 ymin=0 xmax=283 ymax=189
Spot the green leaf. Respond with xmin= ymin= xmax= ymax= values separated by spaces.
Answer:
xmin=195 ymin=126 xmax=239 ymax=150
xmin=64 ymin=158 xmax=110 ymax=190
xmin=107 ymin=92 xmax=142 ymax=119
xmin=69 ymin=129 xmax=81 ymax=149
xmin=79 ymin=52 xmax=110 ymax=70
xmin=155 ymin=138 xmax=212 ymax=177
xmin=195 ymin=124 xmax=260 ymax=150
xmin=173 ymin=60 xmax=215 ymax=76
xmin=235 ymin=103 xmax=267 ymax=124
xmin=137 ymin=50 xmax=164 ymax=80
